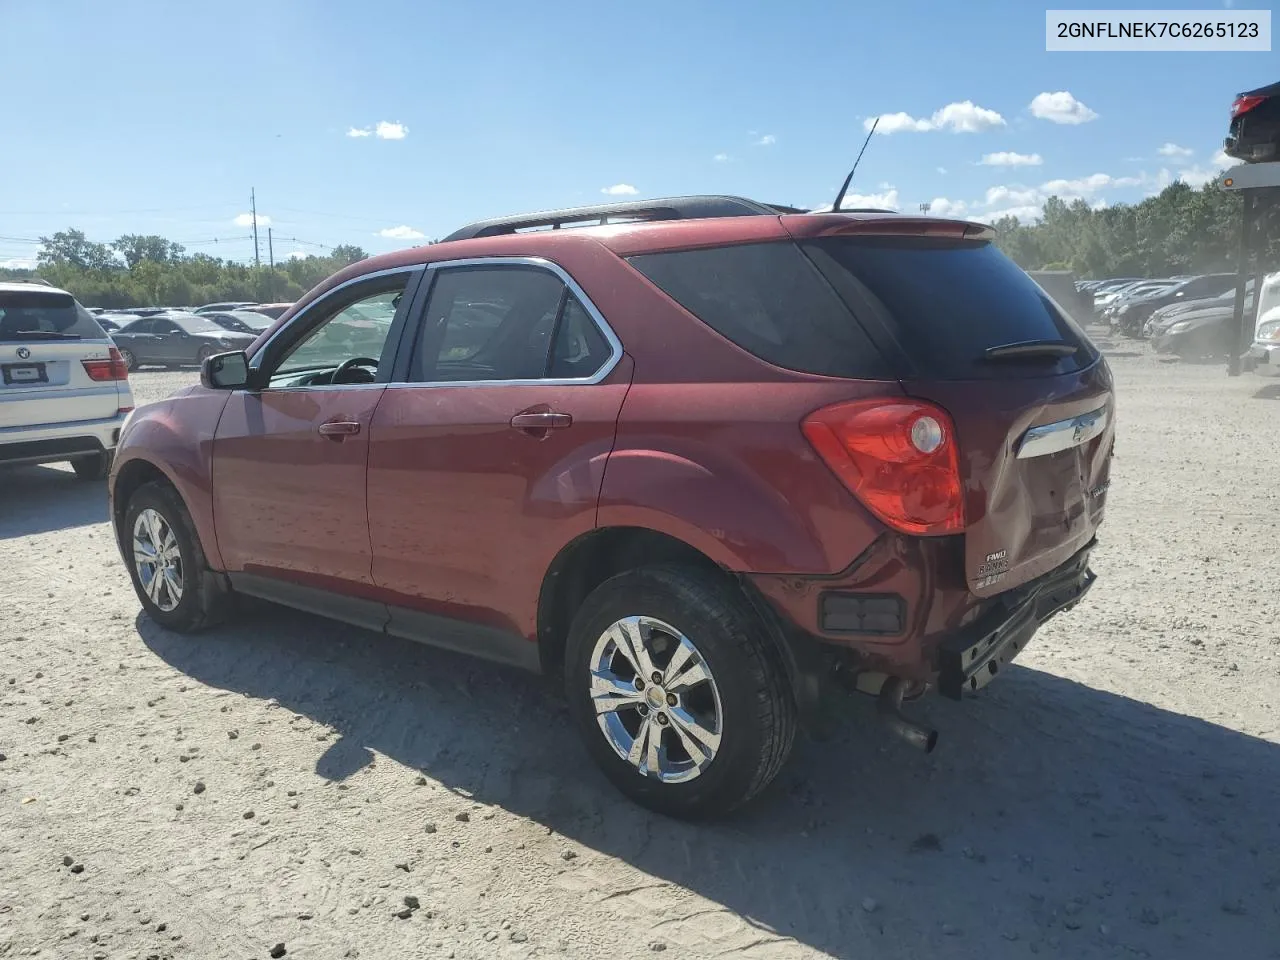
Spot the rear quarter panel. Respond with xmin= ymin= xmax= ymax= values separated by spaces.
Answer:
xmin=599 ymin=380 xmax=895 ymax=575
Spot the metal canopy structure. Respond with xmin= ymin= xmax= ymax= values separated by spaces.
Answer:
xmin=1218 ymin=161 xmax=1280 ymax=376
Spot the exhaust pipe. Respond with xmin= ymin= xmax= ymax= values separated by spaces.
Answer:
xmin=877 ymin=676 xmax=938 ymax=753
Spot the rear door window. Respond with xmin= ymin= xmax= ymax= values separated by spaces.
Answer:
xmin=0 ymin=290 xmax=108 ymax=342
xmin=411 ymin=265 xmax=616 ymax=383
xmin=627 ymin=242 xmax=891 ymax=379
xmin=801 ymin=238 xmax=1098 ymax=380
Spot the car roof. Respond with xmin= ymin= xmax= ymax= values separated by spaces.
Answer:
xmin=0 ymin=280 xmax=73 ymax=297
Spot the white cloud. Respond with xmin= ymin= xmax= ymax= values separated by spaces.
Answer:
xmin=937 ymin=166 xmax=948 ymax=175
xmin=926 ymin=197 xmax=968 ymax=218
xmin=815 ymin=188 xmax=899 ymax=211
xmin=375 ymin=121 xmax=408 ymax=140
xmin=985 ymin=185 xmax=1042 ymax=207
xmin=1029 ymin=91 xmax=1098 ymax=125
xmin=1040 ymin=173 xmax=1125 ymax=197
xmin=974 ymin=205 xmax=1044 ymax=224
xmin=869 ymin=111 xmax=934 ymax=134
xmin=347 ymin=126 xmax=372 ymax=138
xmin=866 ymin=100 xmax=1006 ymax=135
xmin=713 ymin=153 xmax=730 ymax=162
xmin=1157 ymin=142 xmax=1193 ymax=158
xmin=754 ymin=134 xmax=777 ymax=146
xmin=601 ymin=183 xmax=638 ymax=196
xmin=233 ymin=213 xmax=271 ymax=227
xmin=0 ymin=257 xmax=36 ymax=270
xmin=980 ymin=151 xmax=1043 ymax=167
xmin=1211 ymin=148 xmax=1232 ymax=169
xmin=378 ymin=225 xmax=426 ymax=240
xmin=288 ymin=251 xmax=308 ymax=260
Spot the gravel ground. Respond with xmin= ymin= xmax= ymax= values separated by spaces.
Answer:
xmin=2 ymin=346 xmax=1278 ymax=960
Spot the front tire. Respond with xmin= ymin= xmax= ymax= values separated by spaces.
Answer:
xmin=122 ymin=480 xmax=229 ymax=632
xmin=564 ymin=565 xmax=796 ymax=819
xmin=70 ymin=450 xmax=112 ymax=481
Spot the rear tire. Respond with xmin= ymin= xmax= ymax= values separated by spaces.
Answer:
xmin=70 ymin=450 xmax=112 ymax=481
xmin=196 ymin=345 xmax=215 ymax=364
xmin=564 ymin=564 xmax=795 ymax=819
xmin=122 ymin=480 xmax=230 ymax=632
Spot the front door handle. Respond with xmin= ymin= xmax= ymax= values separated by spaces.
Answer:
xmin=510 ymin=411 xmax=573 ymax=432
xmin=318 ymin=420 xmax=361 ymax=440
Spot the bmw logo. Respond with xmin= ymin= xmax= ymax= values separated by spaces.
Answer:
xmin=16 ymin=347 xmax=31 ymax=360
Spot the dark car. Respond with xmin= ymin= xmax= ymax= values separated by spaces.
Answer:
xmin=1112 ymin=274 xmax=1238 ymax=337
xmin=1225 ymin=80 xmax=1280 ymax=163
xmin=194 ymin=301 xmax=259 ymax=314
xmin=203 ymin=310 xmax=275 ymax=336
xmin=1153 ymin=304 xmax=1238 ymax=359
xmin=251 ymin=302 xmax=295 ymax=320
xmin=108 ymin=195 xmax=1113 ymax=818
xmin=111 ymin=312 xmax=256 ymax=370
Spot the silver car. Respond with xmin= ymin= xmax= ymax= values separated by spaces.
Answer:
xmin=0 ymin=281 xmax=135 ymax=480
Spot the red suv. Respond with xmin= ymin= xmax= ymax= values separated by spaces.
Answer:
xmin=110 ymin=196 xmax=1114 ymax=819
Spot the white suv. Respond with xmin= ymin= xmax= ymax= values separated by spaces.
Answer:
xmin=0 ymin=281 xmax=135 ymax=479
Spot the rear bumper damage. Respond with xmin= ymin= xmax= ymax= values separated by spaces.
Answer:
xmin=936 ymin=540 xmax=1096 ymax=699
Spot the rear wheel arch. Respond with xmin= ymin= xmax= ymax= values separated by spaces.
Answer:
xmin=536 ymin=527 xmax=801 ymax=692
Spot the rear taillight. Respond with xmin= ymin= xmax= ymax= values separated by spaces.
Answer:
xmin=1232 ymin=94 xmax=1266 ymax=118
xmin=82 ymin=347 xmax=129 ymax=382
xmin=802 ymin=398 xmax=963 ymax=536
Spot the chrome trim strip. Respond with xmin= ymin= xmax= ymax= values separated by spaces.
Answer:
xmin=1015 ymin=405 xmax=1108 ymax=460
xmin=389 ymin=255 xmax=623 ymax=388
xmin=250 ymin=265 xmax=425 ymax=366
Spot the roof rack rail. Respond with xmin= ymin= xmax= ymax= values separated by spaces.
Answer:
xmin=2 ymin=277 xmax=53 ymax=286
xmin=442 ymin=195 xmax=809 ymax=243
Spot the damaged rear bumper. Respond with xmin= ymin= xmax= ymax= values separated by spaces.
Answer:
xmin=936 ymin=541 xmax=1096 ymax=699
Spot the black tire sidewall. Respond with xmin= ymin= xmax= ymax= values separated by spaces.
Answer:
xmin=123 ymin=483 xmax=207 ymax=631
xmin=71 ymin=451 xmax=112 ymax=480
xmin=564 ymin=567 xmax=790 ymax=819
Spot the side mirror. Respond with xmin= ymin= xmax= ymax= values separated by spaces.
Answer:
xmin=201 ymin=351 xmax=250 ymax=390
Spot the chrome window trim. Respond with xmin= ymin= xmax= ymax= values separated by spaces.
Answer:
xmin=387 ymin=255 xmax=624 ymax=389
xmin=1015 ymin=405 xmax=1108 ymax=460
xmin=250 ymin=264 xmax=424 ymax=373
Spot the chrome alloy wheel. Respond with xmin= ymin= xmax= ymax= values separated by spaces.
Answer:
xmin=589 ymin=616 xmax=724 ymax=783
xmin=132 ymin=508 xmax=183 ymax=612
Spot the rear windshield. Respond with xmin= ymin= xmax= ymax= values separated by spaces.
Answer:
xmin=0 ymin=290 xmax=107 ymax=342
xmin=626 ymin=242 xmax=891 ymax=378
xmin=802 ymin=238 xmax=1097 ymax=380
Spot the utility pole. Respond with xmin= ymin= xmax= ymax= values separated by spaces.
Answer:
xmin=267 ymin=227 xmax=275 ymax=300
xmin=918 ymin=202 xmax=932 ymax=215
xmin=250 ymin=187 xmax=260 ymax=268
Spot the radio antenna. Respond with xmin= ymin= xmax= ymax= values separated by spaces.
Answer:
xmin=832 ymin=117 xmax=879 ymax=213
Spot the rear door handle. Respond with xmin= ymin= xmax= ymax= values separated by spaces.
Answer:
xmin=510 ymin=411 xmax=573 ymax=431
xmin=318 ymin=420 xmax=361 ymax=440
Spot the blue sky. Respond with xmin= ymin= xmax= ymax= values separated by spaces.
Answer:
xmin=0 ymin=0 xmax=1270 ymax=269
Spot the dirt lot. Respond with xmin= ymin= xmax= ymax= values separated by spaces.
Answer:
xmin=2 ymin=347 xmax=1278 ymax=960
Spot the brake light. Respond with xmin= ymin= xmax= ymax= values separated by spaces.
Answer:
xmin=82 ymin=347 xmax=129 ymax=382
xmin=1232 ymin=94 xmax=1266 ymax=118
xmin=802 ymin=398 xmax=963 ymax=536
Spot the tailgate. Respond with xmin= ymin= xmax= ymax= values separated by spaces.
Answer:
xmin=0 ymin=341 xmax=121 ymax=427
xmin=906 ymin=362 xmax=1114 ymax=597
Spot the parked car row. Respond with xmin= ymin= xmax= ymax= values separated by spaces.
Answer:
xmin=83 ymin=302 xmax=291 ymax=369
xmin=1074 ymin=273 xmax=1280 ymax=360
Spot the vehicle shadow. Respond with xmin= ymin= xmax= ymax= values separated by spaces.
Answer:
xmin=1252 ymin=383 xmax=1280 ymax=400
xmin=139 ymin=608 xmax=1279 ymax=960
xmin=0 ymin=464 xmax=108 ymax=539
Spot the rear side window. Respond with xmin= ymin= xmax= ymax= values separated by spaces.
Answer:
xmin=802 ymin=238 xmax=1098 ymax=380
xmin=0 ymin=290 xmax=108 ymax=342
xmin=627 ymin=242 xmax=891 ymax=379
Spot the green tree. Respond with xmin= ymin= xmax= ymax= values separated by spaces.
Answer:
xmin=37 ymin=229 xmax=118 ymax=273
xmin=112 ymin=234 xmax=185 ymax=269
xmin=331 ymin=244 xmax=368 ymax=265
